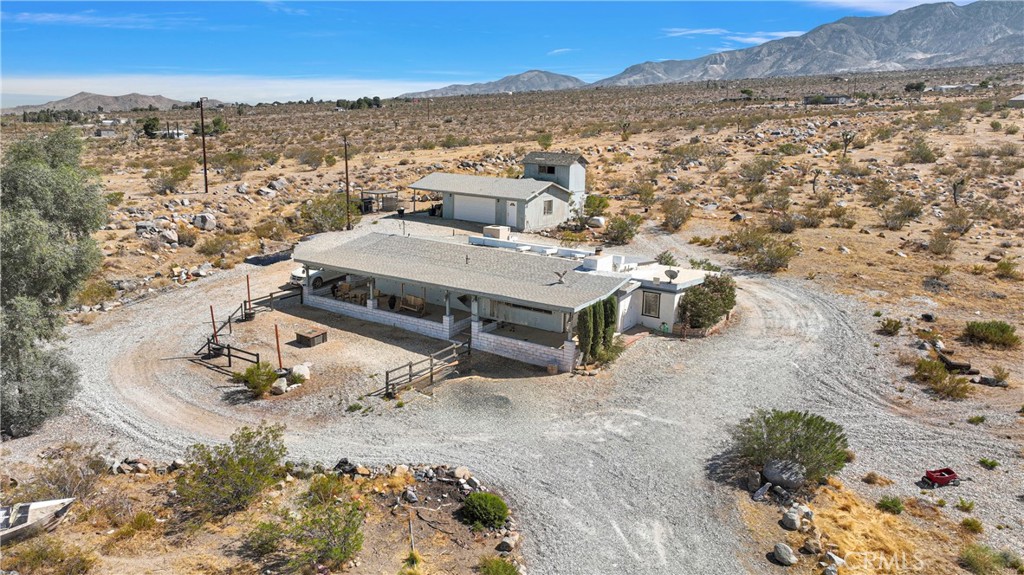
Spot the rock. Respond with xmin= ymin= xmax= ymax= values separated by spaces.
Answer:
xmin=170 ymin=458 xmax=185 ymax=471
xmin=268 ymin=178 xmax=289 ymax=191
xmin=453 ymin=466 xmax=472 ymax=480
xmin=135 ymin=221 xmax=157 ymax=234
xmin=467 ymin=476 xmax=481 ymax=489
xmin=774 ymin=543 xmax=799 ymax=566
xmin=290 ymin=364 xmax=311 ymax=383
xmin=270 ymin=378 xmax=288 ymax=395
xmin=192 ymin=213 xmax=217 ymax=231
xmin=921 ymin=312 xmax=936 ymax=322
xmin=159 ymin=229 xmax=178 ymax=244
xmin=782 ymin=511 xmax=801 ymax=531
xmin=764 ymin=460 xmax=806 ymax=490
xmin=753 ymin=482 xmax=772 ymax=501
xmin=257 ymin=187 xmax=276 ymax=198
xmin=797 ymin=504 xmax=813 ymax=520
xmin=404 ymin=487 xmax=418 ymax=503
xmin=731 ymin=213 xmax=746 ymax=222
xmin=236 ymin=182 xmax=250 ymax=194
xmin=803 ymin=537 xmax=822 ymax=554
xmin=355 ymin=465 xmax=371 ymax=476
xmin=823 ymin=565 xmax=838 ymax=575
xmin=838 ymin=245 xmax=851 ymax=254
xmin=747 ymin=469 xmax=762 ymax=492
xmin=496 ymin=532 xmax=520 ymax=552
xmin=393 ymin=464 xmax=410 ymax=477
xmin=334 ymin=458 xmax=357 ymax=474
xmin=973 ymin=376 xmax=1009 ymax=388
xmin=825 ymin=551 xmax=845 ymax=567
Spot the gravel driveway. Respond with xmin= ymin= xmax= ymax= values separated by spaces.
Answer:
xmin=8 ymin=218 xmax=1021 ymax=572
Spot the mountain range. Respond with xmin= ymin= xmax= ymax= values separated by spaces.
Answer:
xmin=402 ymin=1 xmax=1023 ymax=97
xmin=7 ymin=92 xmax=197 ymax=114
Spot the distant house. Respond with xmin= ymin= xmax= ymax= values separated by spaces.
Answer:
xmin=803 ymin=94 xmax=850 ymax=105
xmin=1009 ymin=94 xmax=1024 ymax=109
xmin=94 ymin=128 xmax=116 ymax=138
xmin=408 ymin=151 xmax=587 ymax=232
xmin=159 ymin=129 xmax=188 ymax=140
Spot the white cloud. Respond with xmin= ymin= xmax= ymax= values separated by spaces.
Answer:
xmin=0 ymin=10 xmax=202 ymax=30
xmin=725 ymin=30 xmax=805 ymax=44
xmin=663 ymin=27 xmax=730 ymax=37
xmin=804 ymin=0 xmax=965 ymax=14
xmin=262 ymin=1 xmax=309 ymax=17
xmin=1 ymin=74 xmax=451 ymax=105
xmin=546 ymin=48 xmax=576 ymax=56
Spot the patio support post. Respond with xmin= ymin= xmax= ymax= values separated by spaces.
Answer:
xmin=470 ymin=296 xmax=479 ymax=321
xmin=444 ymin=291 xmax=451 ymax=316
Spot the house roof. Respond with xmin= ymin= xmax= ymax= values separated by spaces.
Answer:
xmin=1011 ymin=94 xmax=1024 ymax=101
xmin=408 ymin=172 xmax=568 ymax=201
xmin=522 ymin=151 xmax=588 ymax=166
xmin=294 ymin=233 xmax=630 ymax=312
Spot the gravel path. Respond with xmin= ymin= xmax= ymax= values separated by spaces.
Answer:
xmin=8 ymin=219 xmax=1021 ymax=571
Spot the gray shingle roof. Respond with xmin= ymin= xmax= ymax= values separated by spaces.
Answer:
xmin=522 ymin=151 xmax=588 ymax=166
xmin=408 ymin=172 xmax=568 ymax=201
xmin=294 ymin=233 xmax=629 ymax=312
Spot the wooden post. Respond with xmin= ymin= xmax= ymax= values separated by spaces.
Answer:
xmin=408 ymin=513 xmax=415 ymax=554
xmin=246 ymin=275 xmax=252 ymax=310
xmin=429 ymin=356 xmax=434 ymax=385
xmin=227 ymin=346 xmax=232 ymax=368
xmin=210 ymin=305 xmax=218 ymax=344
xmin=275 ymin=324 xmax=283 ymax=370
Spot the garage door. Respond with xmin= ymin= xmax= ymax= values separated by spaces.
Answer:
xmin=453 ymin=195 xmax=496 ymax=224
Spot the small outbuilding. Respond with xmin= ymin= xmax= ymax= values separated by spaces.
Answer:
xmin=409 ymin=173 xmax=573 ymax=231
xmin=1009 ymin=94 xmax=1024 ymax=109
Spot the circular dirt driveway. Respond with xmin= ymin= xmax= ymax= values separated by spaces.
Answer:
xmin=14 ymin=256 xmax=1004 ymax=574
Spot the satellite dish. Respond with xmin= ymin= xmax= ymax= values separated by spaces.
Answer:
xmin=665 ymin=269 xmax=679 ymax=284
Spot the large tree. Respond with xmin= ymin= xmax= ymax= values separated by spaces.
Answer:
xmin=1 ymin=127 xmax=106 ymax=437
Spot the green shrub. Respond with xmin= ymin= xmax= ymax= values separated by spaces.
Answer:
xmin=231 ymin=362 xmax=279 ymax=398
xmin=677 ymin=274 xmax=736 ymax=329
xmin=479 ymin=556 xmax=519 ymax=575
xmin=306 ymin=473 xmax=349 ymax=506
xmin=75 ymin=279 xmax=116 ymax=306
xmin=104 ymin=191 xmax=125 ymax=206
xmin=963 ymin=321 xmax=1020 ymax=349
xmin=994 ymin=260 xmax=1021 ymax=280
xmin=876 ymin=496 xmax=904 ymax=515
xmin=661 ymin=198 xmax=693 ymax=231
xmin=956 ymin=498 xmax=975 ymax=512
xmin=878 ymin=318 xmax=903 ymax=336
xmin=913 ymin=358 xmax=971 ymax=400
xmin=655 ymin=250 xmax=679 ymax=266
xmin=688 ymin=258 xmax=721 ymax=272
xmin=289 ymin=501 xmax=364 ymax=570
xmin=5 ymin=536 xmax=95 ymax=575
xmin=175 ymin=423 xmax=287 ymax=519
xmin=460 ymin=492 xmax=509 ymax=529
xmin=967 ymin=415 xmax=986 ymax=425
xmin=196 ymin=233 xmax=240 ymax=257
xmin=747 ymin=240 xmax=799 ymax=273
xmin=767 ymin=212 xmax=797 ymax=233
xmin=604 ymin=214 xmax=644 ymax=245
xmin=899 ymin=136 xmax=937 ymax=164
xmin=960 ymin=544 xmax=1007 ymax=575
xmin=978 ymin=458 xmax=999 ymax=470
xmin=862 ymin=178 xmax=895 ymax=207
xmin=176 ymin=223 xmax=198 ymax=247
xmin=298 ymin=194 xmax=362 ymax=233
xmin=243 ymin=520 xmax=285 ymax=558
xmin=880 ymin=197 xmax=924 ymax=230
xmin=730 ymin=409 xmax=849 ymax=484
xmin=962 ymin=517 xmax=984 ymax=533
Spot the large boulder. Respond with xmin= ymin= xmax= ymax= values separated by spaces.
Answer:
xmin=781 ymin=511 xmax=801 ymax=531
xmin=270 ymin=378 xmax=288 ymax=395
xmin=290 ymin=364 xmax=311 ymax=383
xmin=773 ymin=543 xmax=798 ymax=566
xmin=268 ymin=178 xmax=289 ymax=191
xmin=159 ymin=229 xmax=179 ymax=244
xmin=746 ymin=469 xmax=762 ymax=492
xmin=192 ymin=213 xmax=217 ymax=231
xmin=764 ymin=460 xmax=806 ymax=490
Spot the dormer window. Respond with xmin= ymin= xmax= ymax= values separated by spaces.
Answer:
xmin=538 ymin=165 xmax=555 ymax=174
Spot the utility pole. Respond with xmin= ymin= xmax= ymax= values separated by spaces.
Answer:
xmin=343 ymin=134 xmax=352 ymax=230
xmin=199 ymin=97 xmax=209 ymax=195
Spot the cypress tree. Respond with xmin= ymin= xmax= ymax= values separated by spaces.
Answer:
xmin=576 ymin=306 xmax=593 ymax=365
xmin=603 ymin=296 xmax=618 ymax=347
xmin=590 ymin=301 xmax=604 ymax=359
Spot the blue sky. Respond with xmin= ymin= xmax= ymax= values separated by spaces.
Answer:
xmin=1 ymin=1 xmax=951 ymax=106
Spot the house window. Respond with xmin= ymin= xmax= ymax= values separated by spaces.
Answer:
xmin=543 ymin=200 xmax=553 ymax=215
xmin=538 ymin=165 xmax=555 ymax=174
xmin=641 ymin=291 xmax=661 ymax=318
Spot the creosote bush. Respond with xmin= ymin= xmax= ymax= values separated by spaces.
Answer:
xmin=959 ymin=544 xmax=1021 ymax=575
xmin=963 ymin=321 xmax=1020 ymax=349
xmin=479 ymin=556 xmax=520 ymax=575
xmin=459 ymin=492 xmax=509 ymax=529
xmin=730 ymin=409 xmax=849 ymax=484
xmin=677 ymin=274 xmax=736 ymax=329
xmin=288 ymin=501 xmax=364 ymax=570
xmin=876 ymin=495 xmax=904 ymax=515
xmin=175 ymin=423 xmax=287 ymax=519
xmin=913 ymin=358 xmax=971 ymax=399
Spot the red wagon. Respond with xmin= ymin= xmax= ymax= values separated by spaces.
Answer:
xmin=921 ymin=468 xmax=960 ymax=488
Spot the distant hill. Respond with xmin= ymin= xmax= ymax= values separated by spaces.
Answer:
xmin=400 ymin=70 xmax=586 ymax=98
xmin=5 ymin=92 xmax=202 ymax=113
xmin=593 ymin=1 xmax=1023 ymax=87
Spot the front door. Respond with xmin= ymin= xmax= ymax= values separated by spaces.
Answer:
xmin=506 ymin=202 xmax=517 ymax=229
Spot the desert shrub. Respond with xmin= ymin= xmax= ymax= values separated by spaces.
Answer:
xmin=104 ymin=191 xmax=124 ymax=206
xmin=978 ymin=457 xmax=999 ymax=470
xmin=6 ymin=442 xmax=106 ymax=505
xmin=959 ymin=544 xmax=1008 ymax=575
xmin=243 ymin=521 xmax=285 ymax=558
xmin=992 ymin=366 xmax=1010 ymax=384
xmin=862 ymin=471 xmax=893 ymax=486
xmin=962 ymin=518 xmax=984 ymax=534
xmin=479 ymin=556 xmax=519 ymax=575
xmin=175 ymin=423 xmax=287 ymax=519
xmin=877 ymin=496 xmax=904 ymax=515
xmin=604 ymin=214 xmax=643 ymax=245
xmin=676 ymin=274 xmax=736 ymax=329
xmin=746 ymin=240 xmax=798 ymax=273
xmin=730 ymin=409 xmax=849 ymax=484
xmin=3 ymin=536 xmax=95 ymax=575
xmin=878 ymin=318 xmax=903 ymax=336
xmin=798 ymin=208 xmax=824 ymax=228
xmin=944 ymin=207 xmax=973 ymax=235
xmin=928 ymin=230 xmax=955 ymax=257
xmin=898 ymin=136 xmax=937 ymax=164
xmin=1006 ymin=124 xmax=1020 ymax=135
xmin=176 ymin=223 xmax=198 ymax=247
xmin=595 ymin=335 xmax=626 ymax=365
xmin=253 ymin=218 xmax=289 ymax=241
xmin=860 ymin=178 xmax=895 ymax=206
xmin=231 ymin=362 xmax=279 ymax=398
xmin=760 ymin=189 xmax=791 ymax=212
xmin=776 ymin=143 xmax=806 ymax=156
xmin=767 ymin=212 xmax=797 ymax=233
xmin=963 ymin=321 xmax=1020 ymax=349
xmin=288 ymin=501 xmax=364 ymax=570
xmin=994 ymin=259 xmax=1021 ymax=280
xmin=738 ymin=156 xmax=779 ymax=183
xmin=147 ymin=161 xmax=193 ymax=194
xmin=660 ymin=198 xmax=692 ymax=231
xmin=306 ymin=474 xmax=349 ymax=506
xmin=557 ymin=230 xmax=586 ymax=248
xmin=655 ymin=250 xmax=679 ymax=266
xmin=880 ymin=197 xmax=923 ymax=230
xmin=298 ymin=194 xmax=361 ymax=233
xmin=956 ymin=498 xmax=975 ymax=512
xmin=629 ymin=182 xmax=657 ymax=207
xmin=196 ymin=233 xmax=240 ymax=257
xmin=583 ymin=195 xmax=610 ymax=218
xmin=74 ymin=279 xmax=116 ymax=306
xmin=688 ymin=258 xmax=721 ymax=271
xmin=460 ymin=492 xmax=509 ymax=529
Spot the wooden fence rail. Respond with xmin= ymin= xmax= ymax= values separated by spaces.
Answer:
xmin=384 ymin=343 xmax=469 ymax=398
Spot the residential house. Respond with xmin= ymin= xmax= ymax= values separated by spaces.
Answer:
xmin=803 ymin=94 xmax=850 ymax=105
xmin=1009 ymin=94 xmax=1024 ymax=109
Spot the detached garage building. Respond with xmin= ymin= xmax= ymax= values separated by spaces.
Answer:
xmin=410 ymin=172 xmax=573 ymax=232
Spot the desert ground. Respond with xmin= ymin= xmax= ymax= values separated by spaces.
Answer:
xmin=2 ymin=65 xmax=1023 ymax=574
